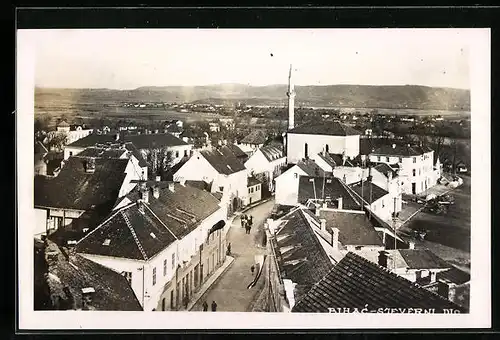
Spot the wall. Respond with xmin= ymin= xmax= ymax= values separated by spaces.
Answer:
xmin=118 ymin=158 xmax=143 ymax=197
xmin=34 ymin=208 xmax=48 ymax=238
xmin=64 ymin=146 xmax=85 ymax=160
xmin=287 ymin=133 xmax=360 ymax=164
xmin=332 ymin=166 xmax=363 ymax=185
xmin=67 ymin=129 xmax=93 ymax=144
xmin=174 ymin=151 xmax=219 ymax=184
xmin=245 ymin=151 xmax=286 ymax=192
xmin=246 ymin=183 xmax=262 ymax=205
xmin=274 ymin=166 xmax=306 ymax=206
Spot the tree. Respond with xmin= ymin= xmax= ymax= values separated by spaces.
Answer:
xmin=46 ymin=132 xmax=68 ymax=151
xmin=34 ymin=115 xmax=52 ymax=133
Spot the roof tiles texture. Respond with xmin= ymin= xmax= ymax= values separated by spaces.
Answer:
xmin=349 ymin=181 xmax=389 ymax=203
xmin=292 ymin=252 xmax=466 ymax=313
xmin=260 ymin=145 xmax=284 ymax=162
xmin=200 ymin=147 xmax=247 ymax=175
xmin=67 ymin=133 xmax=188 ymax=149
xmin=298 ymin=176 xmax=361 ymax=210
xmin=436 ymin=266 xmax=471 ymax=285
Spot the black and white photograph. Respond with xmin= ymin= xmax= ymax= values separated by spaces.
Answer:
xmin=17 ymin=27 xmax=490 ymax=329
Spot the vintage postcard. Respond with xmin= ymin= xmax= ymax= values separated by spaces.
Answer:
xmin=17 ymin=28 xmax=490 ymax=330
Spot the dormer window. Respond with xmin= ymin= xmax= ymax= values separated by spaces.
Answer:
xmin=150 ymin=232 xmax=157 ymax=239
xmin=102 ymin=239 xmax=111 ymax=246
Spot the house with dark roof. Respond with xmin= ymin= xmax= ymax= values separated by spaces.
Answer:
xmin=41 ymin=239 xmax=142 ymax=311
xmin=348 ymin=179 xmax=395 ymax=222
xmin=369 ymin=142 xmax=440 ymax=195
xmin=298 ymin=176 xmax=362 ymax=211
xmin=33 ymin=154 xmax=142 ymax=241
xmin=274 ymin=159 xmax=332 ymax=206
xmin=226 ymin=143 xmax=250 ymax=163
xmin=291 ymin=252 xmax=466 ymax=313
xmin=240 ymin=129 xmax=268 ymax=150
xmin=244 ymin=145 xmax=287 ymax=192
xmin=246 ymin=176 xmax=262 ymax=205
xmin=180 ymin=129 xmax=209 ymax=149
xmin=77 ymin=181 xmax=227 ymax=311
xmin=286 ymin=121 xmax=361 ymax=164
xmin=266 ymin=207 xmax=335 ymax=311
xmin=312 ymin=151 xmax=367 ymax=185
xmin=65 ymin=132 xmax=193 ymax=171
xmin=174 ymin=146 xmax=249 ymax=214
xmin=164 ymin=123 xmax=183 ymax=138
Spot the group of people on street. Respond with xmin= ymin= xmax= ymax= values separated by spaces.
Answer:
xmin=240 ymin=214 xmax=253 ymax=234
xmin=202 ymin=300 xmax=217 ymax=311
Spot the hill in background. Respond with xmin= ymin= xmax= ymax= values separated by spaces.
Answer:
xmin=35 ymin=84 xmax=470 ymax=111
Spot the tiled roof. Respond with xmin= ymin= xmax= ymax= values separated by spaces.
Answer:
xmin=371 ymin=144 xmax=422 ymax=157
xmin=77 ymin=147 xmax=127 ymax=159
xmin=296 ymin=159 xmax=328 ymax=177
xmin=200 ymin=147 xmax=247 ymax=175
xmin=241 ymin=130 xmax=267 ymax=145
xmin=76 ymin=202 xmax=178 ymax=260
xmin=259 ymin=145 xmax=284 ymax=162
xmin=34 ymin=157 xmax=129 ymax=211
xmin=398 ymin=249 xmax=451 ymax=270
xmin=67 ymin=133 xmax=188 ymax=149
xmin=436 ymin=266 xmax=471 ymax=285
xmin=146 ymin=183 xmax=222 ymax=239
xmin=288 ymin=121 xmax=361 ymax=136
xmin=185 ymin=180 xmax=211 ymax=191
xmin=225 ymin=144 xmax=248 ymax=159
xmin=180 ymin=129 xmax=206 ymax=139
xmin=318 ymin=210 xmax=384 ymax=247
xmin=247 ymin=177 xmax=261 ymax=187
xmin=374 ymin=163 xmax=398 ymax=179
xmin=43 ymin=240 xmax=142 ymax=310
xmin=292 ymin=252 xmax=466 ymax=313
xmin=123 ymin=142 xmax=148 ymax=167
xmin=273 ymin=209 xmax=334 ymax=301
xmin=298 ymin=176 xmax=361 ymax=210
xmin=349 ymin=181 xmax=389 ymax=203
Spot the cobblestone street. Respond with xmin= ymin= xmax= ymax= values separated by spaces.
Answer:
xmin=190 ymin=200 xmax=275 ymax=312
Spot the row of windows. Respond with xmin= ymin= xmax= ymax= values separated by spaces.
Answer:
xmin=248 ymin=185 xmax=260 ymax=194
xmin=152 ymin=253 xmax=176 ymax=287
xmin=377 ymin=156 xmax=404 ymax=163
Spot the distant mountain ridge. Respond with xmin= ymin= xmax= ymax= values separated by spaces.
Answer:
xmin=35 ymin=84 xmax=470 ymax=111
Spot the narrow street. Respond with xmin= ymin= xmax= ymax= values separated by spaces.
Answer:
xmin=190 ymin=199 xmax=275 ymax=312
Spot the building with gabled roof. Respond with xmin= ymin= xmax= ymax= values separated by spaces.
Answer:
xmin=76 ymin=181 xmax=228 ymax=311
xmin=41 ymin=239 xmax=142 ymax=311
xmin=244 ymin=145 xmax=287 ymax=192
xmin=240 ymin=129 xmax=268 ymax=150
xmin=298 ymin=176 xmax=362 ymax=211
xmin=174 ymin=146 xmax=249 ymax=214
xmin=291 ymin=252 xmax=466 ymax=313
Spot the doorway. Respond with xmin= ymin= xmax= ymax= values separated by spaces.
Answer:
xmin=412 ymin=183 xmax=416 ymax=195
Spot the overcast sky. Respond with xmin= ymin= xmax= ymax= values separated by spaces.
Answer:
xmin=22 ymin=29 xmax=473 ymax=90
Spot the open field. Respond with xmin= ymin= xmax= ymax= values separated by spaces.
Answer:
xmin=405 ymin=175 xmax=471 ymax=268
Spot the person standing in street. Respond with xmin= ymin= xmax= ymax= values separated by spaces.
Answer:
xmin=211 ymin=300 xmax=217 ymax=311
xmin=202 ymin=301 xmax=208 ymax=311
xmin=251 ymin=264 xmax=255 ymax=275
xmin=227 ymin=242 xmax=231 ymax=255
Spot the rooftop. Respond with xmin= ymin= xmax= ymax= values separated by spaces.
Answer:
xmin=296 ymin=159 xmax=329 ymax=177
xmin=318 ymin=210 xmax=384 ymax=247
xmin=273 ymin=209 xmax=334 ymax=301
xmin=292 ymin=252 xmax=466 ymax=313
xmin=247 ymin=176 xmax=261 ymax=187
xmin=76 ymin=201 xmax=177 ymax=260
xmin=34 ymin=157 xmax=129 ymax=211
xmin=241 ymin=130 xmax=268 ymax=145
xmin=225 ymin=143 xmax=248 ymax=159
xmin=374 ymin=163 xmax=398 ymax=179
xmin=349 ymin=180 xmax=389 ymax=203
xmin=436 ymin=266 xmax=471 ymax=285
xmin=288 ymin=121 xmax=361 ymax=136
xmin=298 ymin=176 xmax=361 ymax=210
xmin=371 ymin=144 xmax=423 ymax=157
xmin=200 ymin=147 xmax=247 ymax=175
xmin=43 ymin=240 xmax=142 ymax=310
xmin=398 ymin=249 xmax=451 ymax=270
xmin=67 ymin=132 xmax=188 ymax=149
xmin=259 ymin=145 xmax=285 ymax=162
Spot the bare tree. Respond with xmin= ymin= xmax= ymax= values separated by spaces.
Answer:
xmin=47 ymin=132 xmax=68 ymax=151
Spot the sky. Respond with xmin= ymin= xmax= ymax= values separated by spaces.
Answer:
xmin=20 ymin=28 xmax=475 ymax=90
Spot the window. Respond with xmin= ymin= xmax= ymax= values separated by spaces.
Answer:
xmin=413 ymin=169 xmax=416 ymax=176
xmin=121 ymin=271 xmax=132 ymax=284
xmin=163 ymin=259 xmax=167 ymax=276
xmin=170 ymin=290 xmax=174 ymax=309
xmin=175 ymin=151 xmax=179 ymax=158
xmin=184 ymin=150 xmax=188 ymax=157
xmin=219 ymin=186 xmax=224 ymax=192
xmin=152 ymin=267 xmax=157 ymax=286
xmin=172 ymin=253 xmax=176 ymax=269
xmin=325 ymin=144 xmax=329 ymax=153
xmin=250 ymin=187 xmax=254 ymax=193
xmin=257 ymin=185 xmax=260 ymax=191
xmin=162 ymin=298 xmax=166 ymax=311
xmin=386 ymin=157 xmax=390 ymax=162
xmin=399 ymin=157 xmax=402 ymax=163
xmin=69 ymin=151 xmax=73 ymax=156
xmin=248 ymin=188 xmax=251 ymax=194
xmin=382 ymin=200 xmax=385 ymax=208
xmin=377 ymin=156 xmax=381 ymax=162
xmin=413 ymin=157 xmax=417 ymax=163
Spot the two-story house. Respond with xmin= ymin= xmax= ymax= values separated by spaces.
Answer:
xmin=244 ymin=145 xmax=286 ymax=192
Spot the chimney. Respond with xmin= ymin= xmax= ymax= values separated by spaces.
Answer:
xmin=85 ymin=157 xmax=96 ymax=173
xmin=392 ymin=143 xmax=396 ymax=149
xmin=378 ymin=251 xmax=388 ymax=268
xmin=337 ymin=197 xmax=343 ymax=210
xmin=168 ymin=182 xmax=175 ymax=192
xmin=115 ymin=133 xmax=120 ymax=141
xmin=342 ymin=152 xmax=347 ymax=166
xmin=408 ymin=241 xmax=415 ymax=249
xmin=155 ymin=175 xmax=161 ymax=182
xmin=388 ymin=171 xmax=393 ymax=182
xmin=320 ymin=219 xmax=327 ymax=232
xmin=152 ymin=186 xmax=160 ymax=199
xmin=331 ymin=227 xmax=339 ymax=250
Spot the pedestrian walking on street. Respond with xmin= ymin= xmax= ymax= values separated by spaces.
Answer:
xmin=240 ymin=217 xmax=245 ymax=228
xmin=245 ymin=225 xmax=250 ymax=234
xmin=249 ymin=215 xmax=253 ymax=225
xmin=202 ymin=301 xmax=208 ymax=311
xmin=211 ymin=301 xmax=217 ymax=311
xmin=251 ymin=265 xmax=255 ymax=275
xmin=227 ymin=242 xmax=231 ymax=255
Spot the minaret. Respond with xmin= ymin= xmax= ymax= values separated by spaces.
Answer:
xmin=286 ymin=64 xmax=296 ymax=130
